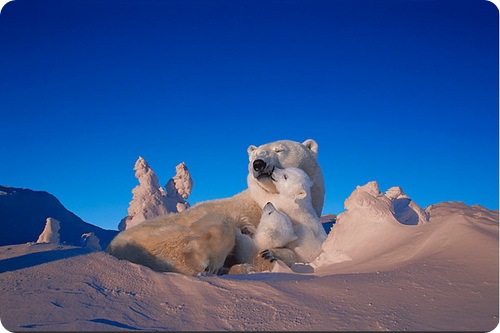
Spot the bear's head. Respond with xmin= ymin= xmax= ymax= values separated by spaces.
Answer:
xmin=270 ymin=167 xmax=313 ymax=204
xmin=247 ymin=139 xmax=324 ymax=217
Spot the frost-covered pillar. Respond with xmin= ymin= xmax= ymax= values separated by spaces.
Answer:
xmin=36 ymin=217 xmax=60 ymax=244
xmin=119 ymin=157 xmax=169 ymax=231
xmin=165 ymin=162 xmax=193 ymax=213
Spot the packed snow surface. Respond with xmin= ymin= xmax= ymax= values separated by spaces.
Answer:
xmin=0 ymin=182 xmax=498 ymax=331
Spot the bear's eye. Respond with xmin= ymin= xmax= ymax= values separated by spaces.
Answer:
xmin=268 ymin=211 xmax=273 ymax=215
xmin=283 ymin=174 xmax=288 ymax=180
xmin=273 ymin=146 xmax=284 ymax=153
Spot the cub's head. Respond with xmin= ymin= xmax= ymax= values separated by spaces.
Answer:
xmin=271 ymin=167 xmax=313 ymax=203
xmin=255 ymin=202 xmax=297 ymax=250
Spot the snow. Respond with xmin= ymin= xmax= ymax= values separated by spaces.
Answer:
xmin=36 ymin=217 xmax=60 ymax=244
xmin=0 ymin=182 xmax=498 ymax=331
xmin=386 ymin=186 xmax=429 ymax=225
xmin=80 ymin=233 xmax=101 ymax=251
xmin=0 ymin=186 xmax=117 ymax=248
xmin=119 ymin=159 xmax=193 ymax=230
xmin=118 ymin=157 xmax=170 ymax=230
xmin=164 ymin=162 xmax=193 ymax=213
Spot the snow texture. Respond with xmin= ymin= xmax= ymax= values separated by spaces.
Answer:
xmin=36 ymin=217 xmax=60 ymax=244
xmin=119 ymin=158 xmax=193 ymax=230
xmin=80 ymin=233 xmax=101 ymax=251
xmin=386 ymin=186 xmax=429 ymax=225
xmin=0 ymin=182 xmax=497 ymax=332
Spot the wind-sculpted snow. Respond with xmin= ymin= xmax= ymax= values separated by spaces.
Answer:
xmin=164 ymin=162 xmax=193 ymax=213
xmin=119 ymin=159 xmax=193 ymax=230
xmin=80 ymin=232 xmax=101 ymax=251
xmin=165 ymin=162 xmax=193 ymax=200
xmin=386 ymin=186 xmax=429 ymax=225
xmin=0 ymin=182 xmax=497 ymax=331
xmin=36 ymin=217 xmax=60 ymax=244
xmin=118 ymin=157 xmax=170 ymax=231
xmin=313 ymin=181 xmax=498 ymax=272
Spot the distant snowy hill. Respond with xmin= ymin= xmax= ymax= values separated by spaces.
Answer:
xmin=0 ymin=186 xmax=117 ymax=248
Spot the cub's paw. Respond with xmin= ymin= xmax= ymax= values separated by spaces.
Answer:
xmin=252 ymin=252 xmax=277 ymax=272
xmin=260 ymin=249 xmax=277 ymax=262
xmin=228 ymin=263 xmax=257 ymax=274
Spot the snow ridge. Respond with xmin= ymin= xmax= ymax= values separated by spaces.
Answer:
xmin=313 ymin=181 xmax=430 ymax=268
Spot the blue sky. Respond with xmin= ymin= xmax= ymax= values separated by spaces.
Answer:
xmin=1 ymin=0 xmax=498 ymax=231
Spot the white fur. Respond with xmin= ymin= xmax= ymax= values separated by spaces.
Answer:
xmin=107 ymin=213 xmax=235 ymax=275
xmin=261 ymin=167 xmax=327 ymax=263
xmin=254 ymin=202 xmax=297 ymax=251
xmin=247 ymin=139 xmax=324 ymax=218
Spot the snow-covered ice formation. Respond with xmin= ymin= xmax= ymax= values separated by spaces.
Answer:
xmin=164 ymin=162 xmax=193 ymax=213
xmin=36 ymin=217 xmax=60 ymax=244
xmin=386 ymin=186 xmax=429 ymax=225
xmin=81 ymin=232 xmax=101 ymax=251
xmin=119 ymin=158 xmax=193 ymax=230
xmin=119 ymin=157 xmax=170 ymax=230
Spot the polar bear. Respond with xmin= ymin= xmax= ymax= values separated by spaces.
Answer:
xmin=107 ymin=139 xmax=324 ymax=273
xmin=230 ymin=167 xmax=327 ymax=273
xmin=107 ymin=213 xmax=235 ymax=275
xmin=264 ymin=167 xmax=328 ymax=263
xmin=253 ymin=202 xmax=297 ymax=251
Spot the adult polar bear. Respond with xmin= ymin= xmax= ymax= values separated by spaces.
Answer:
xmin=107 ymin=139 xmax=324 ymax=273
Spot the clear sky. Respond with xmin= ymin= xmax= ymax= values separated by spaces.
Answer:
xmin=1 ymin=0 xmax=498 ymax=231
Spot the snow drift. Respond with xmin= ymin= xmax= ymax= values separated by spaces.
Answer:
xmin=0 ymin=180 xmax=497 ymax=331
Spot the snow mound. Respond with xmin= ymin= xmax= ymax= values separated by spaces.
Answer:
xmin=313 ymin=181 xmax=404 ymax=267
xmin=312 ymin=181 xmax=498 ymax=272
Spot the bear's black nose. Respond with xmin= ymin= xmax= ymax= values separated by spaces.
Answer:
xmin=253 ymin=159 xmax=266 ymax=172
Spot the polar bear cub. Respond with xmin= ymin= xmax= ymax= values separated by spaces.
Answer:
xmin=267 ymin=167 xmax=328 ymax=263
xmin=254 ymin=202 xmax=297 ymax=251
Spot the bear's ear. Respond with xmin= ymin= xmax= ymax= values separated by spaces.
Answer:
xmin=302 ymin=139 xmax=318 ymax=155
xmin=247 ymin=145 xmax=257 ymax=155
